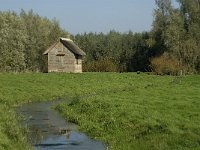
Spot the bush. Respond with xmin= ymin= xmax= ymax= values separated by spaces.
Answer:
xmin=150 ymin=52 xmax=187 ymax=75
xmin=83 ymin=58 xmax=119 ymax=72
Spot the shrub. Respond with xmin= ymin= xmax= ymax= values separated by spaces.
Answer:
xmin=150 ymin=52 xmax=187 ymax=75
xmin=83 ymin=58 xmax=119 ymax=72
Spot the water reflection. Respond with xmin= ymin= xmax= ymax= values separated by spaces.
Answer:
xmin=17 ymin=101 xmax=106 ymax=150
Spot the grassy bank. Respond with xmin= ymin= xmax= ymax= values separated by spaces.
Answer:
xmin=0 ymin=73 xmax=199 ymax=149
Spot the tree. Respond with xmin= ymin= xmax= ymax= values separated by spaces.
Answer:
xmin=0 ymin=11 xmax=27 ymax=72
xmin=20 ymin=10 xmax=69 ymax=72
xmin=152 ymin=0 xmax=200 ymax=73
xmin=152 ymin=0 xmax=173 ymax=56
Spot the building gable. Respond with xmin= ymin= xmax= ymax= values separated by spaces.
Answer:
xmin=43 ymin=38 xmax=85 ymax=73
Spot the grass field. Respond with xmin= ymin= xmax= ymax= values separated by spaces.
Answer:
xmin=0 ymin=73 xmax=199 ymax=150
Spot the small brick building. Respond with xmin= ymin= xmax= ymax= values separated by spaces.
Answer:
xmin=43 ymin=38 xmax=86 ymax=73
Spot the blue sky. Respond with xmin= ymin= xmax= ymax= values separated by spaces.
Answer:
xmin=0 ymin=0 xmax=178 ymax=35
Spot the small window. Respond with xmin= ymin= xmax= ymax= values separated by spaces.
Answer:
xmin=75 ymin=55 xmax=79 ymax=64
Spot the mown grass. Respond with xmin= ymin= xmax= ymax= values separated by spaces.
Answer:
xmin=0 ymin=73 xmax=199 ymax=150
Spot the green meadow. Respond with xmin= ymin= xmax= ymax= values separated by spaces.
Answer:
xmin=0 ymin=73 xmax=199 ymax=150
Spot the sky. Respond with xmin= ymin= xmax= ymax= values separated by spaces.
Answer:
xmin=0 ymin=0 xmax=178 ymax=35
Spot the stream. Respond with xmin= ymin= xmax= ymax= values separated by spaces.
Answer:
xmin=17 ymin=100 xmax=106 ymax=150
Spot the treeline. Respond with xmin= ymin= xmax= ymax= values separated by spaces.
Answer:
xmin=0 ymin=0 xmax=200 ymax=74
xmin=72 ymin=31 xmax=152 ymax=72
xmin=0 ymin=10 xmax=68 ymax=72
xmin=72 ymin=0 xmax=200 ymax=74
xmin=150 ymin=0 xmax=200 ymax=74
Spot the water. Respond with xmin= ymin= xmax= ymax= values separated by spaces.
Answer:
xmin=17 ymin=100 xmax=106 ymax=150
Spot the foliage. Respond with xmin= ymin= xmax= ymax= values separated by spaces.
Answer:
xmin=0 ymin=11 xmax=27 ymax=72
xmin=73 ymin=31 xmax=151 ymax=72
xmin=73 ymin=0 xmax=200 ymax=74
xmin=0 ymin=10 xmax=69 ymax=72
xmin=20 ymin=10 xmax=69 ymax=72
xmin=1 ymin=1 xmax=200 ymax=73
xmin=150 ymin=52 xmax=187 ymax=75
xmin=152 ymin=0 xmax=200 ymax=73
xmin=83 ymin=57 xmax=119 ymax=72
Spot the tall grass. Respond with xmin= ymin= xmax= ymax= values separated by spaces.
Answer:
xmin=0 ymin=73 xmax=199 ymax=149
xmin=56 ymin=73 xmax=200 ymax=150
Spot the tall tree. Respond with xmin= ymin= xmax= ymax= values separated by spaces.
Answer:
xmin=152 ymin=0 xmax=173 ymax=55
xmin=20 ymin=10 xmax=69 ymax=72
xmin=0 ymin=11 xmax=27 ymax=72
xmin=176 ymin=0 xmax=200 ymax=71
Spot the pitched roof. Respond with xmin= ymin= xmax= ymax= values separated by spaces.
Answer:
xmin=43 ymin=38 xmax=86 ymax=56
xmin=60 ymin=38 xmax=86 ymax=56
xmin=43 ymin=42 xmax=58 ymax=55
